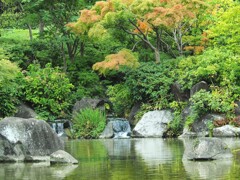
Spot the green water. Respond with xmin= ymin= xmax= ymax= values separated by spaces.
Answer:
xmin=1 ymin=138 xmax=240 ymax=180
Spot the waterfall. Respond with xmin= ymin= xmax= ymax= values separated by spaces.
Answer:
xmin=100 ymin=118 xmax=132 ymax=139
xmin=48 ymin=120 xmax=70 ymax=137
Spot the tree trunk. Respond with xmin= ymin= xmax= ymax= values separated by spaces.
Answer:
xmin=27 ymin=24 xmax=33 ymax=41
xmin=61 ymin=43 xmax=67 ymax=72
xmin=39 ymin=21 xmax=45 ymax=36
xmin=154 ymin=48 xmax=160 ymax=64
xmin=80 ymin=42 xmax=84 ymax=57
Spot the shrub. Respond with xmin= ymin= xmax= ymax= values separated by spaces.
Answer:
xmin=0 ymin=59 xmax=22 ymax=117
xmin=177 ymin=48 xmax=240 ymax=91
xmin=167 ymin=101 xmax=187 ymax=136
xmin=24 ymin=63 xmax=74 ymax=120
xmin=107 ymin=83 xmax=133 ymax=117
xmin=125 ymin=61 xmax=176 ymax=107
xmin=8 ymin=39 xmax=62 ymax=69
xmin=185 ymin=88 xmax=235 ymax=129
xmin=69 ymin=70 xmax=104 ymax=100
xmin=72 ymin=108 xmax=106 ymax=139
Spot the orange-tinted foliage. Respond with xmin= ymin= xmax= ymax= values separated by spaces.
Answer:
xmin=145 ymin=3 xmax=194 ymax=28
xmin=95 ymin=1 xmax=114 ymax=17
xmin=144 ymin=0 xmax=206 ymax=28
xmin=213 ymin=116 xmax=240 ymax=128
xmin=201 ymin=31 xmax=209 ymax=45
xmin=92 ymin=49 xmax=139 ymax=75
xmin=79 ymin=9 xmax=101 ymax=24
xmin=133 ymin=20 xmax=151 ymax=34
xmin=66 ymin=1 xmax=116 ymax=35
xmin=184 ymin=45 xmax=204 ymax=55
xmin=213 ymin=118 xmax=229 ymax=127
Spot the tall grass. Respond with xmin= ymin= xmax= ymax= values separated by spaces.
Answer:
xmin=72 ymin=108 xmax=106 ymax=139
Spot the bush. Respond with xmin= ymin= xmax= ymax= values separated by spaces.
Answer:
xmin=176 ymin=47 xmax=240 ymax=129
xmin=0 ymin=59 xmax=22 ymax=117
xmin=24 ymin=63 xmax=74 ymax=120
xmin=69 ymin=70 xmax=104 ymax=100
xmin=177 ymin=48 xmax=240 ymax=91
xmin=185 ymin=88 xmax=235 ymax=129
xmin=72 ymin=108 xmax=106 ymax=139
xmin=107 ymin=83 xmax=133 ymax=117
xmin=125 ymin=61 xmax=176 ymax=107
xmin=167 ymin=101 xmax=187 ymax=136
xmin=8 ymin=39 xmax=62 ymax=69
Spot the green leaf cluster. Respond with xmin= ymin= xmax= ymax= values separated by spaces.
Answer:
xmin=186 ymin=88 xmax=235 ymax=128
xmin=24 ymin=63 xmax=74 ymax=120
xmin=168 ymin=101 xmax=187 ymax=136
xmin=107 ymin=83 xmax=133 ymax=117
xmin=125 ymin=61 xmax=176 ymax=105
xmin=207 ymin=2 xmax=240 ymax=53
xmin=69 ymin=70 xmax=104 ymax=100
xmin=177 ymin=48 xmax=240 ymax=91
xmin=0 ymin=59 xmax=22 ymax=117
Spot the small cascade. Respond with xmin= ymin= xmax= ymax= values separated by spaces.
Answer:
xmin=100 ymin=118 xmax=131 ymax=139
xmin=111 ymin=118 xmax=131 ymax=138
xmin=48 ymin=119 xmax=70 ymax=137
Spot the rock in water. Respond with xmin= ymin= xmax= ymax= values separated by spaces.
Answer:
xmin=213 ymin=125 xmax=240 ymax=137
xmin=50 ymin=150 xmax=78 ymax=164
xmin=182 ymin=137 xmax=232 ymax=161
xmin=0 ymin=117 xmax=64 ymax=157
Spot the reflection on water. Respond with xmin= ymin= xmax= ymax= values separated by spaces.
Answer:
xmin=1 ymin=138 xmax=240 ymax=180
xmin=102 ymin=139 xmax=132 ymax=160
xmin=183 ymin=160 xmax=232 ymax=180
xmin=0 ymin=162 xmax=78 ymax=180
xmin=134 ymin=138 xmax=174 ymax=166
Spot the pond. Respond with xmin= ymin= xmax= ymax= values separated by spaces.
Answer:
xmin=1 ymin=138 xmax=240 ymax=180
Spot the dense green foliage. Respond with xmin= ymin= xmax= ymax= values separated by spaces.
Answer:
xmin=177 ymin=48 xmax=240 ymax=91
xmin=185 ymin=89 xmax=235 ymax=128
xmin=24 ymin=63 xmax=74 ymax=120
xmin=70 ymin=70 xmax=104 ymax=100
xmin=72 ymin=108 xmax=106 ymax=139
xmin=125 ymin=61 xmax=175 ymax=105
xmin=0 ymin=0 xmax=239 ymax=137
xmin=0 ymin=59 xmax=22 ymax=116
xmin=107 ymin=83 xmax=133 ymax=117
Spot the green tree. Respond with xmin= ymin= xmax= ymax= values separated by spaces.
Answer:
xmin=207 ymin=1 xmax=240 ymax=53
xmin=68 ymin=0 xmax=209 ymax=63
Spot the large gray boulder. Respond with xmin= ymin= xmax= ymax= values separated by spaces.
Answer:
xmin=99 ymin=122 xmax=114 ymax=139
xmin=133 ymin=110 xmax=173 ymax=137
xmin=182 ymin=137 xmax=232 ymax=161
xmin=0 ymin=117 xmax=64 ymax=157
xmin=213 ymin=125 xmax=240 ymax=137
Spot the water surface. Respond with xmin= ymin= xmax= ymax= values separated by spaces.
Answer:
xmin=1 ymin=138 xmax=240 ymax=180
